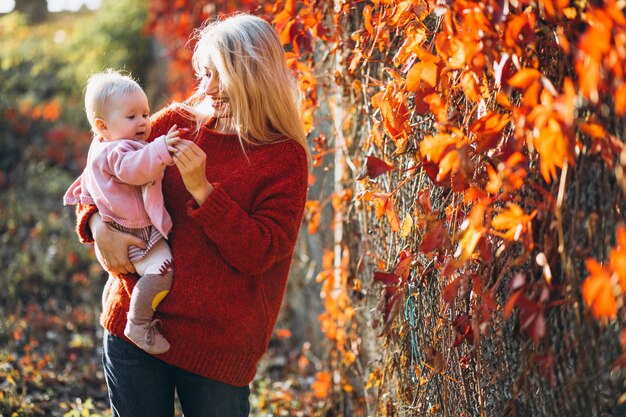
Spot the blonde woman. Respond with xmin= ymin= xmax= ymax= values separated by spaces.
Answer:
xmin=72 ymin=13 xmax=309 ymax=417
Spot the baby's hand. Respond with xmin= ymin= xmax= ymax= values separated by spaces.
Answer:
xmin=164 ymin=125 xmax=188 ymax=155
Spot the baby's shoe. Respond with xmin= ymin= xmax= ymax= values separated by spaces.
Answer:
xmin=124 ymin=318 xmax=170 ymax=354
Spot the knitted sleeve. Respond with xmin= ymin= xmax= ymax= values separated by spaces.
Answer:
xmin=187 ymin=142 xmax=308 ymax=275
xmin=75 ymin=203 xmax=99 ymax=244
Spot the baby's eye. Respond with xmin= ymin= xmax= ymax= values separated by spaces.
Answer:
xmin=127 ymin=115 xmax=135 ymax=119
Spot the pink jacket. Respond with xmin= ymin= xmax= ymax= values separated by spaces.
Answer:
xmin=63 ymin=135 xmax=174 ymax=237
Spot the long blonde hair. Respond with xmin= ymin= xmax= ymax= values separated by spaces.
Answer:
xmin=183 ymin=13 xmax=308 ymax=156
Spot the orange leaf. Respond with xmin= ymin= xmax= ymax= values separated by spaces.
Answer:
xmin=470 ymin=112 xmax=511 ymax=153
xmin=311 ymin=371 xmax=332 ymax=399
xmin=363 ymin=5 xmax=374 ymax=36
xmin=534 ymin=118 xmax=573 ymax=183
xmin=406 ymin=61 xmax=438 ymax=91
xmin=460 ymin=71 xmax=482 ymax=102
xmin=503 ymin=289 xmax=524 ymax=320
xmin=385 ymin=194 xmax=401 ymax=232
xmin=507 ymin=68 xmax=543 ymax=89
xmin=491 ymin=204 xmax=535 ymax=241
xmin=583 ymin=259 xmax=616 ymax=319
xmin=419 ymin=134 xmax=457 ymax=164
xmin=615 ymin=83 xmax=626 ymax=116
xmin=455 ymin=204 xmax=486 ymax=262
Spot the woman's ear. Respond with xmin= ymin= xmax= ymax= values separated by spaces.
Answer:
xmin=94 ymin=118 xmax=108 ymax=135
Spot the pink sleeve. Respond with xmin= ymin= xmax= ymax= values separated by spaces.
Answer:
xmin=99 ymin=137 xmax=173 ymax=185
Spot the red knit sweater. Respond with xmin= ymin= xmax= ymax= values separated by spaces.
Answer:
xmin=75 ymin=105 xmax=308 ymax=386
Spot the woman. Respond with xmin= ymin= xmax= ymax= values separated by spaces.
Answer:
xmin=74 ymin=13 xmax=309 ymax=417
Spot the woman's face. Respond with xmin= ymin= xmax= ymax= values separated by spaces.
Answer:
xmin=202 ymin=67 xmax=231 ymax=119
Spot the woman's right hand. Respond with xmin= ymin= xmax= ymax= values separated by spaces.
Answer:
xmin=89 ymin=213 xmax=146 ymax=275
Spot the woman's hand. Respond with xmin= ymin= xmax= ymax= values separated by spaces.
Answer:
xmin=171 ymin=139 xmax=213 ymax=205
xmin=89 ymin=213 xmax=146 ymax=275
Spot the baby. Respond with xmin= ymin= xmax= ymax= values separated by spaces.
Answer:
xmin=64 ymin=69 xmax=180 ymax=354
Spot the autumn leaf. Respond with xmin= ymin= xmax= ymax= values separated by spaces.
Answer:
xmin=517 ymin=296 xmax=546 ymax=345
xmin=615 ymin=83 xmax=626 ymax=116
xmin=455 ymin=204 xmax=486 ymax=262
xmin=452 ymin=313 xmax=473 ymax=347
xmin=460 ymin=70 xmax=482 ymax=102
xmin=419 ymin=134 xmax=458 ymax=164
xmin=470 ymin=112 xmax=511 ymax=153
xmin=406 ymin=61 xmax=439 ymax=91
xmin=507 ymin=68 xmax=542 ymax=89
xmin=372 ymin=193 xmax=401 ymax=232
xmin=583 ymin=259 xmax=617 ymax=319
xmin=534 ymin=118 xmax=574 ymax=183
xmin=400 ymin=213 xmax=413 ymax=238
xmin=503 ymin=289 xmax=524 ymax=320
xmin=443 ymin=276 xmax=461 ymax=306
xmin=491 ymin=204 xmax=535 ymax=241
xmin=311 ymin=371 xmax=332 ymax=399
xmin=374 ymin=270 xmax=405 ymax=325
xmin=363 ymin=5 xmax=374 ymax=35
xmin=357 ymin=155 xmax=395 ymax=180
xmin=419 ymin=220 xmax=451 ymax=254
xmin=305 ymin=200 xmax=321 ymax=234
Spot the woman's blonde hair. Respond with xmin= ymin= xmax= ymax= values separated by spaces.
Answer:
xmin=84 ymin=69 xmax=144 ymax=134
xmin=184 ymin=13 xmax=308 ymax=156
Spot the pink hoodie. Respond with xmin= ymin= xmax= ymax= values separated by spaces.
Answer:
xmin=63 ymin=135 xmax=174 ymax=237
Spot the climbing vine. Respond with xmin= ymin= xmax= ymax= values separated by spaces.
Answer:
xmin=147 ymin=1 xmax=626 ymax=415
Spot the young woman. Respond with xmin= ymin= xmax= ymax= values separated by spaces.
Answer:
xmin=73 ymin=13 xmax=309 ymax=417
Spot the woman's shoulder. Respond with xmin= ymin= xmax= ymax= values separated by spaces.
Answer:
xmin=257 ymin=137 xmax=307 ymax=164
xmin=250 ymin=138 xmax=309 ymax=183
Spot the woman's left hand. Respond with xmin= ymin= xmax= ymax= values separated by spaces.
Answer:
xmin=172 ymin=139 xmax=214 ymax=205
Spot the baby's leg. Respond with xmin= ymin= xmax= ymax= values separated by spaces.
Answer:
xmin=125 ymin=239 xmax=173 ymax=354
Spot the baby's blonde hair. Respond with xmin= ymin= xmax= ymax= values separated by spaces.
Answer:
xmin=84 ymin=69 xmax=144 ymax=133
xmin=185 ymin=13 xmax=308 ymax=156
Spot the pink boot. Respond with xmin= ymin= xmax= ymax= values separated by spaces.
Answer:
xmin=124 ymin=318 xmax=170 ymax=354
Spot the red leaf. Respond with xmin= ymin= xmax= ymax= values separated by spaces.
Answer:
xmin=443 ymin=277 xmax=461 ymax=306
xmin=374 ymin=271 xmax=402 ymax=286
xmin=452 ymin=313 xmax=473 ymax=347
xmin=419 ymin=220 xmax=451 ymax=254
xmin=357 ymin=156 xmax=395 ymax=180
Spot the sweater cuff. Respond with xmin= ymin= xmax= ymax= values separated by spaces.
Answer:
xmin=76 ymin=203 xmax=99 ymax=244
xmin=155 ymin=135 xmax=174 ymax=166
xmin=186 ymin=183 xmax=231 ymax=224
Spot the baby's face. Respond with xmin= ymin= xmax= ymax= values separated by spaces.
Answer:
xmin=102 ymin=90 xmax=151 ymax=141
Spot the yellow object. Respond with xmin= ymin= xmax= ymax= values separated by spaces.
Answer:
xmin=152 ymin=290 xmax=170 ymax=311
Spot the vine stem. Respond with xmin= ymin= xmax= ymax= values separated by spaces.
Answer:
xmin=555 ymin=160 xmax=573 ymax=282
